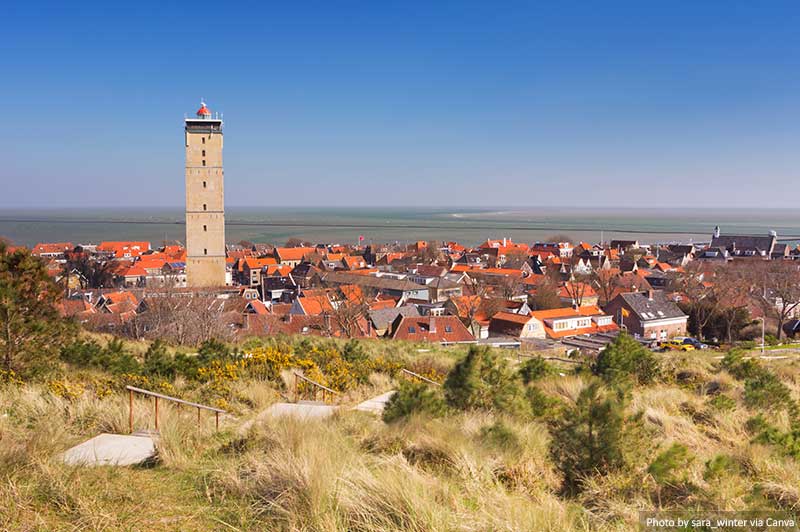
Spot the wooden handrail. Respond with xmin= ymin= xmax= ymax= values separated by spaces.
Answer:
xmin=293 ymin=371 xmax=339 ymax=403
xmin=126 ymin=385 xmax=226 ymax=434
xmin=400 ymin=368 xmax=442 ymax=386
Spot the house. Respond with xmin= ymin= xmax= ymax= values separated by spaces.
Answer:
xmin=427 ymin=277 xmax=463 ymax=303
xmin=367 ymin=305 xmax=421 ymax=337
xmin=489 ymin=306 xmax=616 ymax=340
xmin=273 ymin=247 xmax=317 ymax=267
xmin=604 ymin=290 xmax=688 ymax=340
xmin=241 ymin=257 xmax=277 ymax=286
xmin=558 ymin=281 xmax=599 ymax=307
xmin=316 ymin=271 xmax=430 ymax=302
xmin=32 ymin=242 xmax=73 ymax=259
xmin=709 ymin=226 xmax=780 ymax=259
xmin=97 ymin=241 xmax=151 ymax=259
xmin=389 ymin=315 xmax=476 ymax=344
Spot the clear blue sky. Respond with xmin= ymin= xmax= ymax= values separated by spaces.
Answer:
xmin=1 ymin=1 xmax=798 ymax=209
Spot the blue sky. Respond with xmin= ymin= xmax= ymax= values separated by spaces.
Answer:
xmin=1 ymin=1 xmax=798 ymax=208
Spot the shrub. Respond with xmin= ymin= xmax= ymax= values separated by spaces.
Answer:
xmin=518 ymin=357 xmax=553 ymax=384
xmin=60 ymin=338 xmax=141 ymax=374
xmin=720 ymin=349 xmax=763 ymax=380
xmin=708 ymin=394 xmax=737 ymax=412
xmin=550 ymin=380 xmax=642 ymax=494
xmin=704 ymin=454 xmax=739 ymax=481
xmin=382 ymin=381 xmax=446 ymax=423
xmin=527 ymin=386 xmax=562 ymax=421
xmin=593 ymin=332 xmax=659 ymax=385
xmin=443 ymin=345 xmax=526 ymax=415
xmin=648 ymin=443 xmax=694 ymax=487
xmin=744 ymin=372 xmax=793 ymax=411
xmin=143 ymin=340 xmax=177 ymax=379
xmin=197 ymin=338 xmax=231 ymax=363
xmin=479 ymin=421 xmax=520 ymax=451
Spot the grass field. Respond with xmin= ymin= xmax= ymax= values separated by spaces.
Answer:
xmin=1 ymin=336 xmax=799 ymax=531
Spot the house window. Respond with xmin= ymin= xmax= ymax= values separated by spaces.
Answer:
xmin=445 ymin=325 xmax=452 ymax=332
xmin=408 ymin=326 xmax=416 ymax=333
xmin=204 ymin=249 xmax=208 ymax=255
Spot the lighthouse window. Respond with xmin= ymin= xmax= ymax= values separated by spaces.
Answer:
xmin=203 ymin=204 xmax=207 ymax=211
xmin=202 ymin=160 xmax=206 ymax=166
xmin=204 ymin=249 xmax=207 ymax=255
xmin=202 ymin=150 xmax=206 ymax=157
xmin=203 ymin=181 xmax=206 ymax=188
xmin=202 ymin=137 xmax=205 ymax=144
xmin=203 ymin=225 xmax=207 ymax=232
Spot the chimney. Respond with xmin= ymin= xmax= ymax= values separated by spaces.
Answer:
xmin=503 ymin=237 xmax=507 ymax=247
xmin=429 ymin=316 xmax=436 ymax=333
xmin=648 ymin=289 xmax=654 ymax=301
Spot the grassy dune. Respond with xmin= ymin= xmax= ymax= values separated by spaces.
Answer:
xmin=1 ymin=338 xmax=799 ymax=531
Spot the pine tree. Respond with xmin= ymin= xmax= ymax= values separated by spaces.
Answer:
xmin=0 ymin=244 xmax=72 ymax=375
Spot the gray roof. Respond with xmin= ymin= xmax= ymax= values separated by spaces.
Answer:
xmin=368 ymin=305 xmax=420 ymax=330
xmin=320 ymin=271 xmax=429 ymax=292
xmin=618 ymin=291 xmax=687 ymax=321
xmin=428 ymin=277 xmax=461 ymax=289
xmin=710 ymin=234 xmax=776 ymax=256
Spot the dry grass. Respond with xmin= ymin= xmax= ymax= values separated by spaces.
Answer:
xmin=2 ymin=344 xmax=800 ymax=531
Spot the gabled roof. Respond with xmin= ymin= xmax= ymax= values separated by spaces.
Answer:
xmin=614 ymin=291 xmax=687 ymax=322
xmin=390 ymin=315 xmax=475 ymax=343
xmin=274 ymin=247 xmax=317 ymax=262
xmin=32 ymin=242 xmax=73 ymax=255
xmin=368 ymin=305 xmax=420 ymax=331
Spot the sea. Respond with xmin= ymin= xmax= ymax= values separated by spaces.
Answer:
xmin=1 ymin=207 xmax=799 ymax=248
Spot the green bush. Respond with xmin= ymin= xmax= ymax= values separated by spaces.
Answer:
xmin=720 ymin=349 xmax=763 ymax=380
xmin=550 ymin=380 xmax=644 ymax=494
xmin=593 ymin=332 xmax=659 ymax=385
xmin=60 ymin=338 xmax=141 ymax=374
xmin=764 ymin=334 xmax=779 ymax=347
xmin=143 ymin=340 xmax=177 ymax=379
xmin=479 ymin=421 xmax=520 ymax=451
xmin=648 ymin=443 xmax=694 ymax=486
xmin=527 ymin=386 xmax=562 ymax=420
xmin=744 ymin=372 xmax=793 ymax=411
xmin=443 ymin=345 xmax=526 ymax=415
xmin=382 ymin=381 xmax=447 ymax=423
xmin=704 ymin=454 xmax=739 ymax=481
xmin=518 ymin=357 xmax=553 ymax=384
xmin=708 ymin=394 xmax=737 ymax=412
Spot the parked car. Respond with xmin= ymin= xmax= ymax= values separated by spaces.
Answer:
xmin=660 ymin=340 xmax=695 ymax=351
xmin=674 ymin=336 xmax=709 ymax=349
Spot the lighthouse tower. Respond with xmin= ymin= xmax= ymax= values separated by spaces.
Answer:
xmin=184 ymin=101 xmax=226 ymax=287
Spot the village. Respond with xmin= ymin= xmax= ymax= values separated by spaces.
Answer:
xmin=15 ymin=224 xmax=800 ymax=354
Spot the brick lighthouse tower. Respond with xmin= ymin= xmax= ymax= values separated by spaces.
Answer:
xmin=184 ymin=101 xmax=226 ymax=287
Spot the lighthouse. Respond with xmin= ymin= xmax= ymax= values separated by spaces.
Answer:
xmin=184 ymin=101 xmax=226 ymax=287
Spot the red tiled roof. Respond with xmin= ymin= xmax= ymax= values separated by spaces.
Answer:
xmin=391 ymin=316 xmax=475 ymax=343
xmin=275 ymin=247 xmax=317 ymax=262
xmin=32 ymin=242 xmax=73 ymax=255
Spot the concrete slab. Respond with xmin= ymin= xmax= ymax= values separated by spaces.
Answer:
xmin=354 ymin=391 xmax=396 ymax=415
xmin=61 ymin=433 xmax=156 ymax=467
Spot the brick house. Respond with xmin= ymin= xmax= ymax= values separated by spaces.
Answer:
xmin=604 ymin=290 xmax=688 ymax=340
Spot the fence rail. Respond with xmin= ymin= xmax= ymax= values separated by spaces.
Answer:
xmin=400 ymin=368 xmax=442 ymax=386
xmin=126 ymin=385 xmax=225 ymax=433
xmin=293 ymin=372 xmax=339 ymax=403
